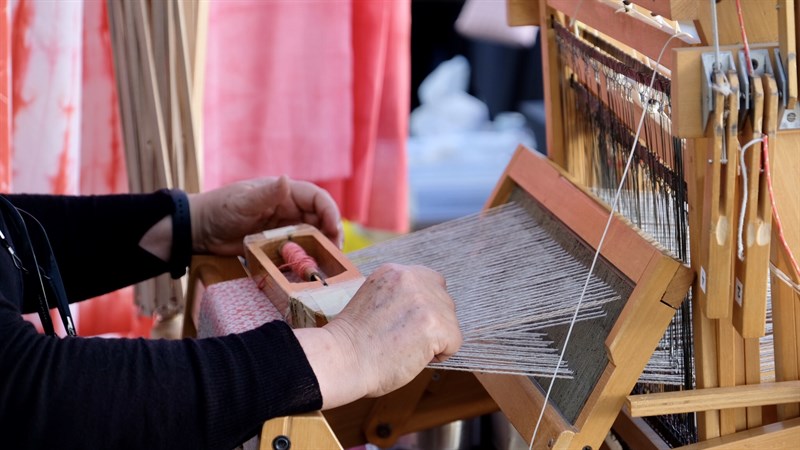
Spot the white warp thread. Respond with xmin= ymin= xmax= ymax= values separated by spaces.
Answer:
xmin=349 ymin=202 xmax=623 ymax=378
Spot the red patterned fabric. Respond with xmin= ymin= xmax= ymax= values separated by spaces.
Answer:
xmin=198 ymin=278 xmax=283 ymax=338
xmin=5 ymin=0 xmax=144 ymax=337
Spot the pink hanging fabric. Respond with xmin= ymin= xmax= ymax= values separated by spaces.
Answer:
xmin=203 ymin=1 xmax=353 ymax=186
xmin=204 ymin=0 xmax=409 ymax=233
xmin=6 ymin=0 xmax=148 ymax=338
xmin=319 ymin=0 xmax=410 ymax=233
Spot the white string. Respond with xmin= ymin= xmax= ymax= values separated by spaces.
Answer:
xmin=710 ymin=0 xmax=721 ymax=71
xmin=770 ymin=262 xmax=800 ymax=295
xmin=568 ymin=0 xmax=586 ymax=29
xmin=528 ymin=29 xmax=689 ymax=449
xmin=736 ymin=137 xmax=764 ymax=261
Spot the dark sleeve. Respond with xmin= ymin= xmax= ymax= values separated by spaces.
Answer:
xmin=6 ymin=192 xmax=176 ymax=302
xmin=0 ymin=295 xmax=323 ymax=450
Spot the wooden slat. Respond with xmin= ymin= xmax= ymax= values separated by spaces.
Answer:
xmin=189 ymin=0 xmax=208 ymax=183
xmin=685 ymin=137 xmax=722 ymax=440
xmin=627 ymin=381 xmax=800 ymax=417
xmin=172 ymin=0 xmax=201 ymax=192
xmin=744 ymin=337 xmax=764 ymax=429
xmin=540 ymin=3 xmax=566 ymax=168
xmin=547 ymin=0 xmax=694 ymax=73
xmin=629 ymin=0 xmax=699 ymax=21
xmin=107 ymin=0 xmax=142 ymax=192
xmin=733 ymin=74 xmax=777 ymax=338
xmin=777 ymin=0 xmax=797 ymax=109
xmin=676 ymin=417 xmax=800 ymax=449
xmin=697 ymin=71 xmax=734 ymax=319
xmin=130 ymin=0 xmax=172 ymax=189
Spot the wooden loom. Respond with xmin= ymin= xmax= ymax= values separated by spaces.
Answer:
xmin=507 ymin=0 xmax=800 ymax=448
xmin=185 ymin=145 xmax=693 ymax=449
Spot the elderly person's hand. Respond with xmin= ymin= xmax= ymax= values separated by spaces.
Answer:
xmin=294 ymin=264 xmax=462 ymax=409
xmin=189 ymin=176 xmax=342 ymax=255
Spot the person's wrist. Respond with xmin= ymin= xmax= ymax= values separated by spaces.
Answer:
xmin=187 ymin=193 xmax=208 ymax=254
xmin=323 ymin=319 xmax=372 ymax=398
xmin=167 ymin=189 xmax=192 ymax=278
xmin=294 ymin=325 xmax=368 ymax=409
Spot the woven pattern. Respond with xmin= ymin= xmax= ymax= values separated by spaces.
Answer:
xmin=198 ymin=278 xmax=284 ymax=338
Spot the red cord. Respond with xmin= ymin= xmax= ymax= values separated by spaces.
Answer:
xmin=735 ymin=0 xmax=754 ymax=76
xmin=762 ymin=135 xmax=800 ymax=279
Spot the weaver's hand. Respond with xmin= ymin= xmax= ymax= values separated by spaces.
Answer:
xmin=295 ymin=264 xmax=462 ymax=409
xmin=189 ymin=176 xmax=342 ymax=255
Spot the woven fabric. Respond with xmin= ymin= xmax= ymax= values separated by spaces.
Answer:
xmin=198 ymin=277 xmax=284 ymax=338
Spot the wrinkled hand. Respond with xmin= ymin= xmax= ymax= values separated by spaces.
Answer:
xmin=189 ymin=176 xmax=342 ymax=256
xmin=321 ymin=264 xmax=461 ymax=402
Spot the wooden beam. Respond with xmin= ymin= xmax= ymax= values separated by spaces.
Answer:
xmin=627 ymin=381 xmax=800 ymax=417
xmin=676 ymin=417 xmax=800 ymax=449
xmin=547 ymin=0 xmax=694 ymax=73
xmin=629 ymin=0 xmax=699 ymax=21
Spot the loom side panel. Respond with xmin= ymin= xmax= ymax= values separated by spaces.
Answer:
xmin=482 ymin=145 xmax=692 ymax=449
xmin=604 ymin=254 xmax=686 ymax=365
xmin=564 ymin=257 xmax=688 ymax=448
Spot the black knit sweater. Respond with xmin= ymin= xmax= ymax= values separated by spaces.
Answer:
xmin=0 ymin=192 xmax=322 ymax=449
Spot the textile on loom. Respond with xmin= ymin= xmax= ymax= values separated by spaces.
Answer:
xmin=204 ymin=0 xmax=410 ymax=233
xmin=198 ymin=278 xmax=283 ymax=338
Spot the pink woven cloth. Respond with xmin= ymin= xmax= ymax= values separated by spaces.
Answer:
xmin=198 ymin=278 xmax=284 ymax=338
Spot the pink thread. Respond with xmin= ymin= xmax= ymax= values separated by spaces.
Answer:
xmin=735 ymin=0 xmax=754 ymax=77
xmin=279 ymin=241 xmax=323 ymax=281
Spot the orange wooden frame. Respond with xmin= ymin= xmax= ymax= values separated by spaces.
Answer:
xmin=475 ymin=146 xmax=694 ymax=450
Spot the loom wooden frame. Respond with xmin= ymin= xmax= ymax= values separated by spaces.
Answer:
xmin=475 ymin=146 xmax=694 ymax=450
